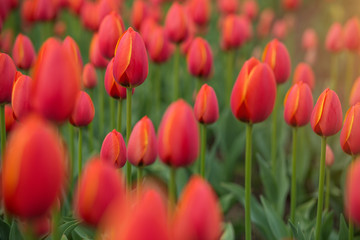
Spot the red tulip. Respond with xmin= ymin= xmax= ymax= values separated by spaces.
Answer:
xmin=80 ymin=1 xmax=100 ymax=31
xmin=139 ymin=18 xmax=158 ymax=48
xmin=242 ymin=0 xmax=258 ymax=20
xmin=325 ymin=22 xmax=343 ymax=53
xmin=0 ymin=29 xmax=14 ymax=54
xmin=173 ymin=176 xmax=222 ymax=240
xmin=282 ymin=0 xmax=301 ymax=10
xmin=127 ymin=116 xmax=157 ymax=166
xmin=32 ymin=0 xmax=58 ymax=21
xmin=2 ymin=115 xmax=66 ymax=219
xmin=90 ymin=33 xmax=109 ymax=68
xmin=21 ymin=0 xmax=35 ymax=24
xmin=221 ymin=14 xmax=251 ymax=51
xmin=31 ymin=38 xmax=81 ymax=123
xmin=345 ymin=160 xmax=360 ymax=225
xmin=148 ymin=26 xmax=174 ymax=63
xmin=344 ymin=17 xmax=360 ymax=51
xmin=12 ymin=75 xmax=32 ymax=120
xmin=63 ymin=36 xmax=83 ymax=71
xmin=54 ymin=20 xmax=66 ymax=37
xmin=187 ymin=37 xmax=213 ymax=79
xmin=98 ymin=11 xmax=125 ymax=59
xmin=100 ymin=129 xmax=127 ymax=168
xmin=293 ymin=63 xmax=315 ymax=90
xmin=262 ymin=39 xmax=291 ymax=84
xmin=302 ymin=28 xmax=318 ymax=51
xmin=3 ymin=105 xmax=16 ymax=132
xmin=74 ymin=158 xmax=125 ymax=226
xmin=340 ymin=104 xmax=360 ymax=155
xmin=105 ymin=59 xmax=134 ymax=99
xmin=325 ymin=144 xmax=334 ymax=167
xmin=12 ymin=34 xmax=36 ymax=69
xmin=82 ymin=63 xmax=98 ymax=89
xmin=350 ymin=77 xmax=360 ymax=106
xmin=257 ymin=9 xmax=274 ymax=39
xmin=310 ymin=88 xmax=342 ymax=137
xmin=0 ymin=53 xmax=16 ymax=103
xmin=194 ymin=84 xmax=219 ymax=124
xmin=231 ymin=57 xmax=277 ymax=123
xmin=187 ymin=0 xmax=211 ymax=27
xmin=158 ymin=99 xmax=199 ymax=167
xmin=131 ymin=0 xmax=149 ymax=30
xmin=70 ymin=91 xmax=95 ymax=127
xmin=284 ymin=81 xmax=313 ymax=127
xmin=272 ymin=20 xmax=288 ymax=40
xmin=217 ymin=0 xmax=238 ymax=15
xmin=113 ymin=27 xmax=148 ymax=88
xmin=164 ymin=2 xmax=189 ymax=43
xmin=68 ymin=0 xmax=83 ymax=14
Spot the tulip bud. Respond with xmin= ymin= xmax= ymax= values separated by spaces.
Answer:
xmin=12 ymin=75 xmax=32 ymax=120
xmin=345 ymin=160 xmax=360 ymax=225
xmin=12 ymin=34 xmax=35 ymax=70
xmin=63 ymin=36 xmax=83 ymax=71
xmin=139 ymin=18 xmax=158 ymax=48
xmin=187 ymin=0 xmax=211 ymax=27
xmin=74 ymin=158 xmax=125 ymax=226
xmin=242 ymin=0 xmax=258 ymax=20
xmin=90 ymin=33 xmax=109 ymax=68
xmin=340 ymin=104 xmax=360 ymax=155
xmin=4 ymin=105 xmax=16 ymax=132
xmin=131 ymin=0 xmax=149 ymax=30
xmin=344 ymin=17 xmax=360 ymax=51
xmin=231 ymin=57 xmax=277 ymax=123
xmin=80 ymin=1 xmax=100 ymax=31
xmin=68 ymin=0 xmax=83 ymax=14
xmin=325 ymin=22 xmax=343 ymax=53
xmin=284 ymin=81 xmax=313 ymax=127
xmin=217 ymin=0 xmax=238 ymax=15
xmin=0 ymin=53 xmax=16 ymax=103
xmin=0 ymin=29 xmax=14 ymax=54
xmin=82 ymin=63 xmax=98 ymax=89
xmin=113 ymin=27 xmax=148 ymax=88
xmin=187 ymin=37 xmax=213 ymax=79
xmin=293 ymin=63 xmax=315 ymax=90
xmin=32 ymin=38 xmax=81 ymax=123
xmin=100 ymin=129 xmax=127 ymax=168
xmin=148 ymin=26 xmax=174 ymax=63
xmin=282 ymin=0 xmax=301 ymax=11
xmin=164 ymin=2 xmax=189 ymax=43
xmin=257 ymin=9 xmax=274 ymax=39
xmin=158 ymin=99 xmax=199 ymax=167
xmin=2 ymin=115 xmax=66 ymax=219
xmin=98 ymin=11 xmax=125 ymax=59
xmin=70 ymin=91 xmax=95 ymax=127
xmin=105 ymin=59 xmax=134 ymax=99
xmin=32 ymin=0 xmax=58 ymax=21
xmin=325 ymin=144 xmax=334 ymax=167
xmin=173 ymin=176 xmax=222 ymax=240
xmin=54 ymin=20 xmax=66 ymax=37
xmin=302 ymin=28 xmax=318 ymax=51
xmin=127 ymin=116 xmax=157 ymax=166
xmin=272 ymin=20 xmax=288 ymax=40
xmin=262 ymin=39 xmax=291 ymax=84
xmin=350 ymin=77 xmax=360 ymax=106
xmin=221 ymin=14 xmax=251 ymax=51
xmin=310 ymin=88 xmax=342 ymax=137
xmin=194 ymin=84 xmax=219 ymax=124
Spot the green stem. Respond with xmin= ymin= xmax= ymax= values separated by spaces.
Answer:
xmin=325 ymin=168 xmax=330 ymax=211
xmin=329 ymin=54 xmax=338 ymax=90
xmin=117 ymin=99 xmax=122 ymax=132
xmin=346 ymin=51 xmax=354 ymax=96
xmin=169 ymin=167 xmax=176 ymax=207
xmin=69 ymin=124 xmax=74 ymax=191
xmin=315 ymin=137 xmax=327 ymax=240
xmin=154 ymin=64 xmax=161 ymax=117
xmin=110 ymin=97 xmax=115 ymax=130
xmin=173 ymin=45 xmax=180 ymax=101
xmin=226 ymin=51 xmax=235 ymax=104
xmin=126 ymin=88 xmax=133 ymax=189
xmin=290 ymin=127 xmax=297 ymax=224
xmin=245 ymin=123 xmax=253 ymax=240
xmin=271 ymin=86 xmax=280 ymax=176
xmin=0 ymin=104 xmax=5 ymax=160
xmin=51 ymin=207 xmax=60 ymax=240
xmin=99 ymin=69 xmax=105 ymax=136
xmin=200 ymin=124 xmax=206 ymax=178
xmin=349 ymin=156 xmax=356 ymax=240
xmin=88 ymin=89 xmax=94 ymax=152
xmin=24 ymin=223 xmax=36 ymax=240
xmin=78 ymin=128 xmax=82 ymax=178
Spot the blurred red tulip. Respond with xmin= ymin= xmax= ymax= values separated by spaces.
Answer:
xmin=302 ymin=28 xmax=318 ymax=51
xmin=68 ymin=0 xmax=84 ymax=14
xmin=70 ymin=91 xmax=95 ymax=127
xmin=12 ymin=75 xmax=32 ymax=120
xmin=127 ymin=116 xmax=157 ymax=166
xmin=82 ymin=63 xmax=98 ymax=89
xmin=187 ymin=0 xmax=211 ymax=27
xmin=32 ymin=38 xmax=81 ymax=123
xmin=113 ymin=27 xmax=148 ymax=88
xmin=257 ymin=9 xmax=274 ymax=39
xmin=90 ymin=33 xmax=109 ymax=68
xmin=272 ymin=20 xmax=288 ymax=40
xmin=282 ymin=0 xmax=301 ymax=10
xmin=311 ymin=88 xmax=342 ymax=137
xmin=2 ymin=115 xmax=66 ymax=219
xmin=173 ymin=176 xmax=222 ymax=240
xmin=139 ymin=18 xmax=158 ymax=48
xmin=63 ymin=36 xmax=83 ymax=71
xmin=325 ymin=144 xmax=334 ymax=167
xmin=131 ymin=0 xmax=149 ymax=30
xmin=325 ymin=22 xmax=343 ymax=53
xmin=284 ymin=81 xmax=313 ymax=127
xmin=345 ymin=160 xmax=360 ymax=225
xmin=12 ymin=34 xmax=36 ymax=70
xmin=0 ymin=53 xmax=16 ymax=104
xmin=32 ymin=0 xmax=58 ymax=21
xmin=194 ymin=84 xmax=219 ymax=124
xmin=221 ymin=14 xmax=251 ymax=51
xmin=262 ymin=39 xmax=291 ymax=84
xmin=217 ymin=0 xmax=238 ymax=15
xmin=231 ymin=57 xmax=277 ymax=123
xmin=350 ymin=77 xmax=360 ymax=106
xmin=98 ymin=11 xmax=125 ymax=59
xmin=54 ymin=20 xmax=67 ymax=37
xmin=158 ymin=99 xmax=199 ymax=167
xmin=164 ymin=2 xmax=189 ymax=43
xmin=0 ymin=29 xmax=14 ymax=54
xmin=100 ymin=129 xmax=127 ymax=168
xmin=105 ymin=59 xmax=134 ymax=99
xmin=3 ymin=105 xmax=16 ymax=132
xmin=21 ymin=0 xmax=35 ymax=24
xmin=344 ymin=17 xmax=360 ymax=51
xmin=80 ymin=1 xmax=100 ymax=31
xmin=340 ymin=104 xmax=360 ymax=155
xmin=242 ymin=0 xmax=258 ymax=20
xmin=148 ymin=26 xmax=174 ymax=63
xmin=75 ymin=158 xmax=125 ymax=226
xmin=187 ymin=37 xmax=213 ymax=79
xmin=293 ymin=63 xmax=315 ymax=90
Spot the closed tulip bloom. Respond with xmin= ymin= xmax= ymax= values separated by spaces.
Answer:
xmin=105 ymin=59 xmax=134 ymax=99
xmin=188 ymin=0 xmax=211 ymax=27
xmin=131 ymin=0 xmax=149 ymax=30
xmin=98 ymin=11 xmax=125 ymax=59
xmin=231 ymin=58 xmax=277 ymax=123
xmin=262 ymin=39 xmax=291 ymax=84
xmin=100 ymin=129 xmax=127 ymax=168
xmin=293 ymin=63 xmax=315 ymax=90
xmin=4 ymin=105 xmax=16 ymax=132
xmin=284 ymin=81 xmax=313 ymax=127
xmin=2 ymin=115 xmax=66 ymax=219
xmin=68 ymin=0 xmax=83 ymax=14
xmin=0 ymin=53 xmax=16 ymax=103
xmin=158 ymin=99 xmax=199 ymax=167
xmin=221 ymin=14 xmax=251 ymax=51
xmin=70 ymin=91 xmax=95 ymax=127
xmin=350 ymin=77 xmax=360 ymax=106
xmin=12 ymin=34 xmax=35 ymax=69
xmin=82 ymin=63 xmax=98 ymax=89
xmin=80 ymin=1 xmax=100 ymax=31
xmin=31 ymin=38 xmax=81 ymax=123
xmin=164 ymin=2 xmax=189 ymax=43
xmin=217 ymin=0 xmax=238 ymax=15
xmin=345 ymin=160 xmax=360 ymax=225
xmin=32 ymin=0 xmax=58 ymax=21
xmin=0 ymin=29 xmax=14 ymax=54
xmin=272 ymin=20 xmax=288 ymax=40
xmin=194 ymin=84 xmax=219 ymax=124
xmin=325 ymin=22 xmax=343 ymax=53
xmin=75 ymin=158 xmax=125 ymax=226
xmin=310 ymin=88 xmax=342 ymax=137
xmin=340 ymin=104 xmax=360 ymax=155
xmin=344 ymin=17 xmax=360 ymax=51
xmin=257 ymin=9 xmax=274 ymax=39
xmin=242 ymin=0 xmax=258 ymax=20
xmin=113 ymin=27 xmax=148 ymax=88
xmin=127 ymin=116 xmax=157 ymax=166
xmin=325 ymin=144 xmax=334 ymax=167
xmin=187 ymin=37 xmax=213 ymax=79
xmin=148 ymin=26 xmax=174 ymax=63
xmin=63 ymin=36 xmax=83 ymax=71
xmin=12 ymin=75 xmax=32 ymax=120
xmin=173 ymin=176 xmax=222 ymax=240
xmin=302 ymin=28 xmax=318 ymax=51
xmin=139 ymin=18 xmax=158 ymax=48
xmin=282 ymin=0 xmax=301 ymax=10
xmin=90 ymin=33 xmax=109 ymax=68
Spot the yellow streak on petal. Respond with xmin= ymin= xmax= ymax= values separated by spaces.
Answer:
xmin=200 ymin=86 xmax=208 ymax=120
xmin=345 ymin=107 xmax=355 ymax=143
xmin=291 ymin=84 xmax=300 ymax=120
xmin=198 ymin=40 xmax=207 ymax=74
xmin=315 ymin=89 xmax=328 ymax=127
xmin=162 ymin=106 xmax=179 ymax=162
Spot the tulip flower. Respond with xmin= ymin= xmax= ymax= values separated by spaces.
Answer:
xmin=90 ymin=33 xmax=108 ymax=68
xmin=70 ymin=91 xmax=95 ymax=128
xmin=82 ymin=63 xmax=98 ymax=89
xmin=187 ymin=37 xmax=213 ymax=80
xmin=164 ymin=2 xmax=189 ymax=44
xmin=11 ymin=75 xmax=32 ymax=120
xmin=68 ymin=0 xmax=83 ymax=14
xmin=2 ymin=115 xmax=66 ymax=219
xmin=98 ymin=11 xmax=125 ymax=59
xmin=131 ymin=0 xmax=149 ymax=31
xmin=32 ymin=0 xmax=58 ymax=21
xmin=302 ymin=28 xmax=318 ymax=51
xmin=282 ymin=0 xmax=301 ymax=11
xmin=173 ymin=176 xmax=222 ymax=240
xmin=257 ymin=9 xmax=274 ymax=39
xmin=346 ymin=159 xmax=360 ymax=226
xmin=100 ymin=129 xmax=127 ymax=168
xmin=80 ymin=1 xmax=100 ymax=31
xmin=311 ymin=88 xmax=342 ymax=240
xmin=139 ymin=18 xmax=158 ymax=48
xmin=0 ymin=29 xmax=13 ymax=54
xmin=3 ymin=105 xmax=16 ymax=133
xmin=242 ymin=0 xmax=258 ymax=20
xmin=74 ymin=158 xmax=125 ymax=226
xmin=325 ymin=144 xmax=334 ymax=211
xmin=217 ymin=0 xmax=238 ymax=15
xmin=340 ymin=104 xmax=360 ymax=156
xmin=326 ymin=22 xmax=343 ymax=89
xmin=12 ymin=34 xmax=35 ymax=70
xmin=350 ymin=77 xmax=360 ymax=106
xmin=148 ymin=26 xmax=174 ymax=64
xmin=187 ymin=0 xmax=211 ymax=28
xmin=292 ymin=63 xmax=315 ymax=90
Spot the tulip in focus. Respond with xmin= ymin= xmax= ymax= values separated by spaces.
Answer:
xmin=293 ymin=63 xmax=315 ymax=90
xmin=11 ymin=75 xmax=32 ymax=120
xmin=164 ymin=2 xmax=189 ymax=43
xmin=194 ymin=84 xmax=219 ymax=125
xmin=82 ymin=63 xmax=98 ymax=89
xmin=105 ymin=59 xmax=131 ymax=99
xmin=187 ymin=37 xmax=213 ymax=79
xmin=100 ymin=129 xmax=127 ymax=168
xmin=340 ymin=104 xmax=360 ymax=155
xmin=70 ymin=91 xmax=95 ymax=127
xmin=12 ymin=33 xmax=35 ymax=69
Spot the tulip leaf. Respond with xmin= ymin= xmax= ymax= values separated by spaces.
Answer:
xmin=72 ymin=224 xmax=96 ymax=240
xmin=61 ymin=235 xmax=69 ymax=240
xmin=9 ymin=219 xmax=23 ymax=240
xmin=220 ymin=223 xmax=235 ymax=240
xmin=59 ymin=219 xmax=81 ymax=238
xmin=256 ymin=154 xmax=278 ymax=208
xmin=219 ymin=193 xmax=236 ymax=214
xmin=0 ymin=218 xmax=9 ymax=240
xmin=321 ymin=211 xmax=334 ymax=240
xmin=289 ymin=221 xmax=306 ymax=240
xmin=338 ymin=214 xmax=349 ymax=240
